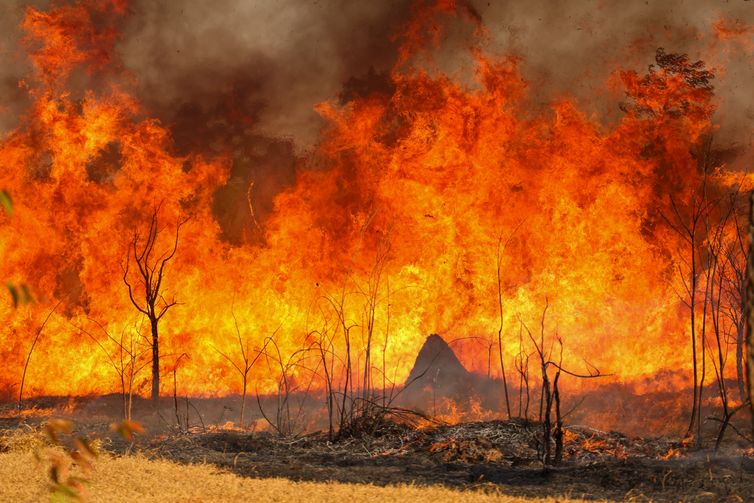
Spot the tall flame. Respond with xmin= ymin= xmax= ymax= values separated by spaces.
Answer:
xmin=0 ymin=0 xmax=751 ymax=421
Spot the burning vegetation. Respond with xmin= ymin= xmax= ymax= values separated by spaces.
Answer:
xmin=1 ymin=0 xmax=754 ymax=501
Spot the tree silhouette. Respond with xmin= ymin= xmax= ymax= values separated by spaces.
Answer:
xmin=122 ymin=207 xmax=184 ymax=403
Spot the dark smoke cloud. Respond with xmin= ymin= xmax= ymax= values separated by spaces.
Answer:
xmin=116 ymin=0 xmax=411 ymax=242
xmin=0 ymin=0 xmax=752 ymax=237
xmin=119 ymin=0 xmax=411 ymax=148
xmin=470 ymin=0 xmax=753 ymax=162
xmin=2 ymin=0 xmax=752 ymax=146
xmin=0 ymin=2 xmax=35 ymax=135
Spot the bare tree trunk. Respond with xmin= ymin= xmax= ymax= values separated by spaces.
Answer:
xmin=540 ymin=372 xmax=551 ymax=467
xmin=122 ymin=209 xmax=183 ymax=405
xmin=120 ymin=372 xmax=127 ymax=421
xmin=553 ymin=370 xmax=563 ymax=464
xmin=664 ymin=192 xmax=707 ymax=441
xmin=240 ymin=377 xmax=247 ymax=428
xmin=737 ymin=317 xmax=746 ymax=402
xmin=520 ymin=301 xmax=606 ymax=469
xmin=696 ymin=249 xmax=714 ymax=447
xmin=687 ymin=242 xmax=699 ymax=440
xmin=496 ymin=234 xmax=512 ymax=419
xmin=151 ymin=319 xmax=160 ymax=402
xmin=745 ymin=190 xmax=754 ymax=436
xmin=726 ymin=209 xmax=748 ymax=405
xmin=173 ymin=365 xmax=181 ymax=429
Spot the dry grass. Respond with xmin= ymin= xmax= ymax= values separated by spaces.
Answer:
xmin=0 ymin=423 xmax=50 ymax=451
xmin=0 ymin=433 xmax=596 ymax=503
xmin=0 ymin=452 xmax=597 ymax=502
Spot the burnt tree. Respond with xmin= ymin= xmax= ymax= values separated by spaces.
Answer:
xmin=746 ymin=190 xmax=754 ymax=436
xmin=724 ymin=201 xmax=749 ymax=407
xmin=622 ymin=48 xmax=715 ymax=444
xmin=520 ymin=298 xmax=607 ymax=468
xmin=122 ymin=208 xmax=184 ymax=403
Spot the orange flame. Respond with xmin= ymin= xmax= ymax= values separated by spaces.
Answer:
xmin=0 ymin=1 xmax=750 ymax=429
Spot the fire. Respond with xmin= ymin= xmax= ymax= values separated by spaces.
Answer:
xmin=713 ymin=19 xmax=754 ymax=53
xmin=0 ymin=0 xmax=750 ymax=427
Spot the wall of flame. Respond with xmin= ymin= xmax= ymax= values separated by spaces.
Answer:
xmin=0 ymin=0 xmax=752 ymax=404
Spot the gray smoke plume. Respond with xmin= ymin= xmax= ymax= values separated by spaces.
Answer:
xmin=474 ymin=0 xmax=753 ymax=165
xmin=119 ymin=0 xmax=410 ymax=148
xmin=0 ymin=0 xmax=752 ymax=235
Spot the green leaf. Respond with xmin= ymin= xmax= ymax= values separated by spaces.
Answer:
xmin=0 ymin=190 xmax=12 ymax=215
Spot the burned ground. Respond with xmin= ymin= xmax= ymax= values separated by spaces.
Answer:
xmin=147 ymin=421 xmax=754 ymax=502
xmin=2 ymin=398 xmax=753 ymax=502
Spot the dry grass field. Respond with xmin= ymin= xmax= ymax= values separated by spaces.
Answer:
xmin=0 ymin=451 xmax=592 ymax=503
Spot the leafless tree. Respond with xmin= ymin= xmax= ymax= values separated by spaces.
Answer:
xmin=256 ymin=335 xmax=311 ymax=436
xmin=515 ymin=319 xmax=531 ymax=419
xmin=74 ymin=317 xmax=151 ymax=420
xmin=520 ymin=299 xmax=607 ymax=467
xmin=746 ymin=189 xmax=754 ymax=438
xmin=663 ymin=139 xmax=752 ymax=448
xmin=491 ymin=222 xmax=524 ymax=419
xmin=356 ymin=239 xmax=390 ymax=413
xmin=307 ymin=243 xmax=412 ymax=440
xmin=495 ymin=232 xmax=513 ymax=419
xmin=122 ymin=207 xmax=185 ymax=403
xmin=325 ymin=284 xmax=355 ymax=437
xmin=698 ymin=182 xmax=750 ymax=449
xmin=310 ymin=321 xmax=337 ymax=439
xmin=381 ymin=277 xmax=394 ymax=408
xmin=171 ymin=353 xmax=190 ymax=431
xmin=723 ymin=189 xmax=750 ymax=405
xmin=213 ymin=313 xmax=273 ymax=428
xmin=662 ymin=181 xmax=712 ymax=443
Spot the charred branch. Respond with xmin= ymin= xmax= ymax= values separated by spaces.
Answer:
xmin=121 ymin=207 xmax=186 ymax=403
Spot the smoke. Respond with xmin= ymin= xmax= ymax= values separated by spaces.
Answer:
xmin=115 ymin=0 xmax=413 ymax=241
xmin=472 ymin=0 xmax=754 ymax=163
xmin=0 ymin=0 xmax=751 ymax=235
xmin=0 ymin=2 xmax=35 ymax=135
xmin=118 ymin=0 xmax=410 ymax=147
xmin=3 ymin=1 xmax=752 ymax=143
